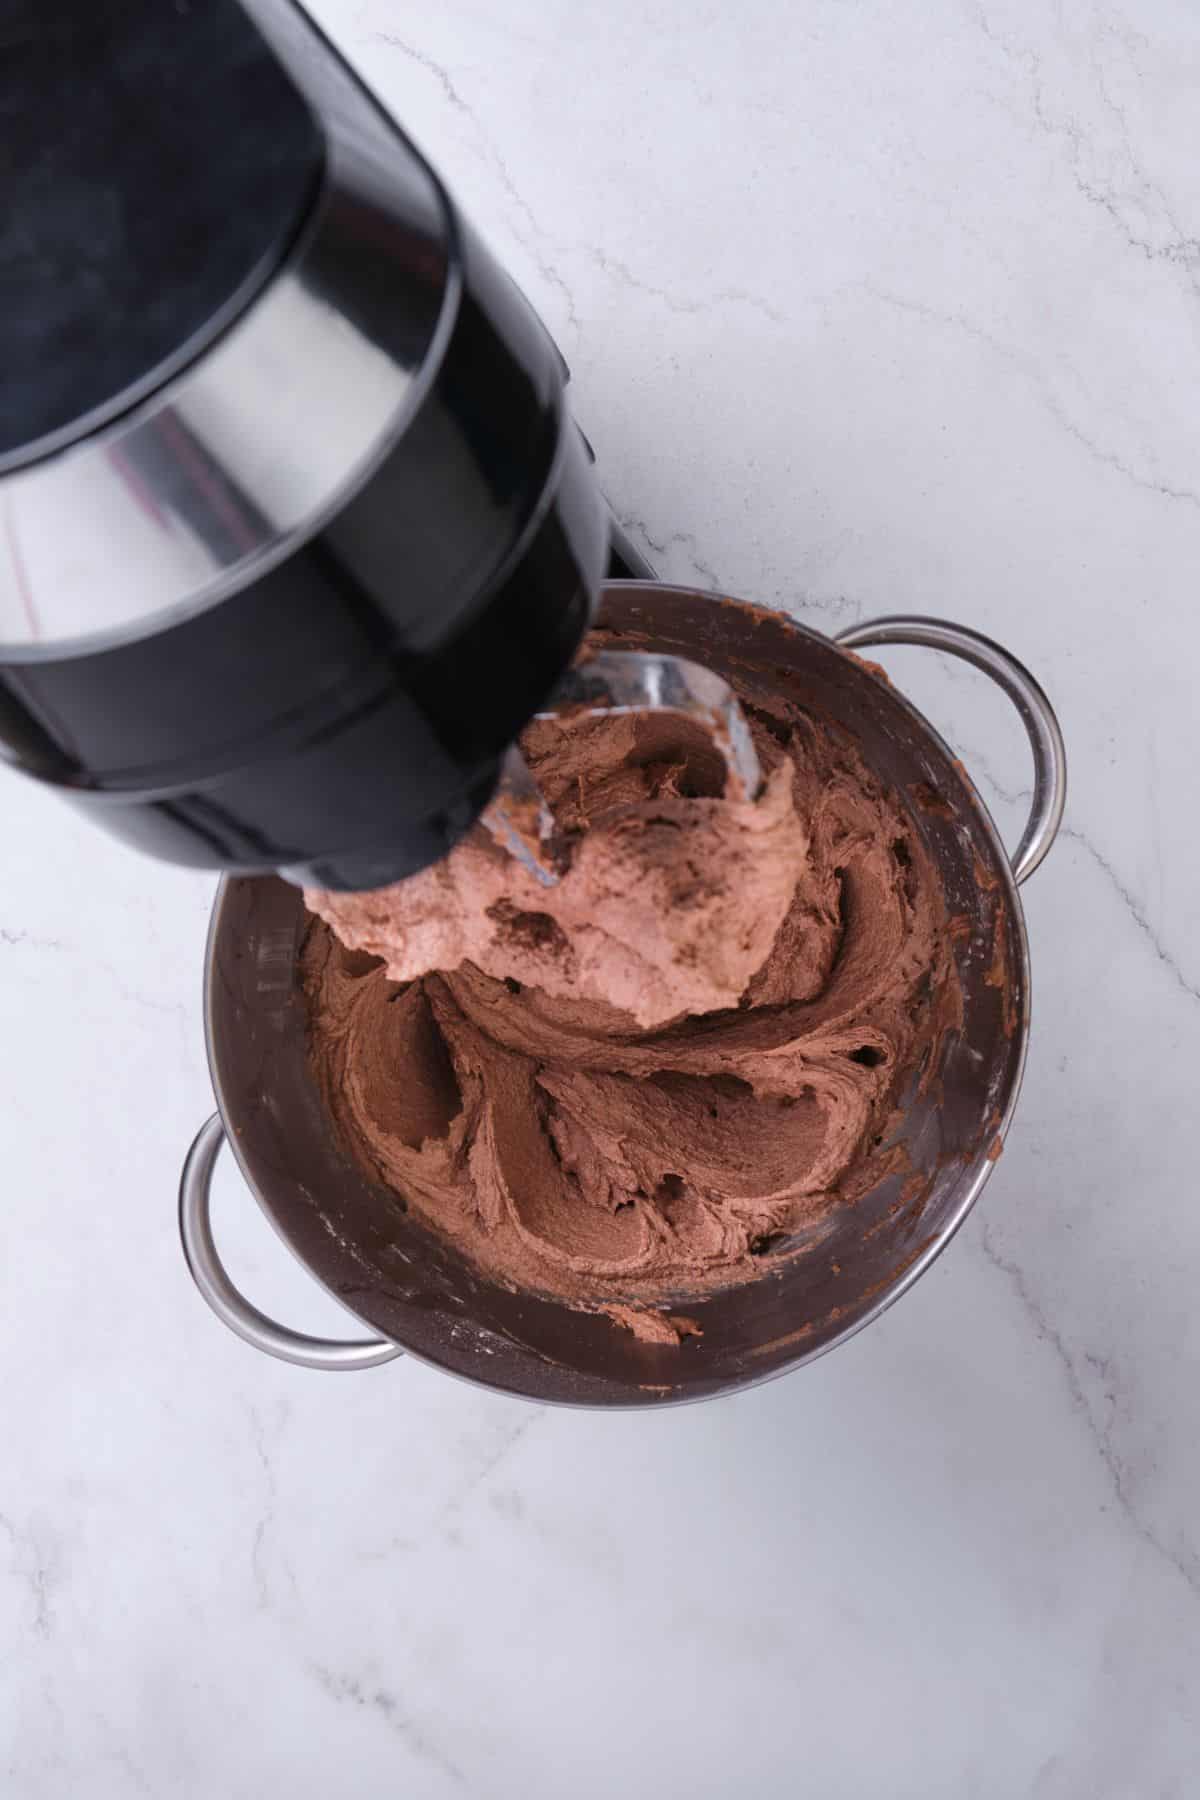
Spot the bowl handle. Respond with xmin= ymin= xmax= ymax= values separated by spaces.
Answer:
xmin=835 ymin=615 xmax=1066 ymax=885
xmin=179 ymin=1114 xmax=404 ymax=1371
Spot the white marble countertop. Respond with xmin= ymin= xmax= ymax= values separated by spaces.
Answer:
xmin=4 ymin=1 xmax=1199 ymax=1793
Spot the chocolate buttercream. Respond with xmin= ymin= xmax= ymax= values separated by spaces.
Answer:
xmin=302 ymin=650 xmax=959 ymax=1306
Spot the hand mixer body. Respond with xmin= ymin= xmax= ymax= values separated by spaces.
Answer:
xmin=0 ymin=0 xmax=607 ymax=890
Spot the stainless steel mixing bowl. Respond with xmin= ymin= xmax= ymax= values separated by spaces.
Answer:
xmin=178 ymin=583 xmax=1065 ymax=1405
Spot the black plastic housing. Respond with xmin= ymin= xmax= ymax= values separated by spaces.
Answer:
xmin=0 ymin=0 xmax=608 ymax=889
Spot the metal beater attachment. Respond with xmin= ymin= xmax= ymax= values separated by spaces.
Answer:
xmin=481 ymin=650 xmax=764 ymax=886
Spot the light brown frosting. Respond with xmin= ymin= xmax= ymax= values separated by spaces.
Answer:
xmin=302 ymin=662 xmax=958 ymax=1307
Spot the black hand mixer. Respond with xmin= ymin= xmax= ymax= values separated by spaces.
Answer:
xmin=0 ymin=0 xmax=759 ymax=894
